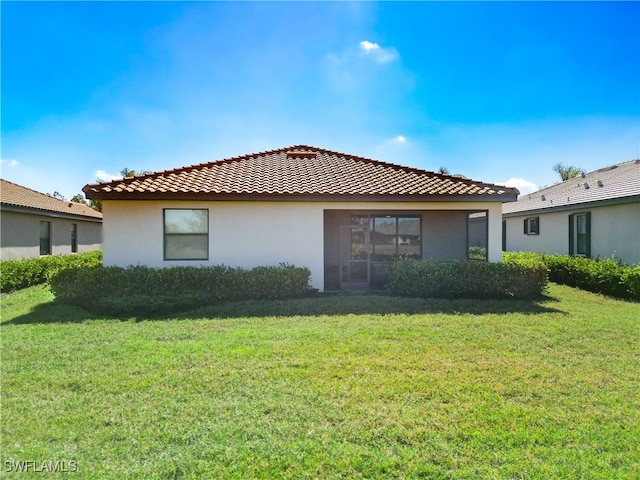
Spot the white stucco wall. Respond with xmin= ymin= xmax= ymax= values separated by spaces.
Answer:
xmin=102 ymin=199 xmax=505 ymax=290
xmin=504 ymin=201 xmax=640 ymax=265
xmin=486 ymin=203 xmax=503 ymax=262
xmin=505 ymin=210 xmax=570 ymax=256
xmin=0 ymin=210 xmax=102 ymax=260
xmin=102 ymin=200 xmax=326 ymax=288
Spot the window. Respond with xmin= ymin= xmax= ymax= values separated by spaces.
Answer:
xmin=468 ymin=211 xmax=488 ymax=261
xmin=569 ymin=212 xmax=591 ymax=257
xmin=524 ymin=217 xmax=540 ymax=235
xmin=369 ymin=215 xmax=421 ymax=289
xmin=163 ymin=209 xmax=209 ymax=260
xmin=71 ymin=224 xmax=78 ymax=253
xmin=39 ymin=221 xmax=51 ymax=256
xmin=502 ymin=220 xmax=507 ymax=251
xmin=370 ymin=215 xmax=422 ymax=262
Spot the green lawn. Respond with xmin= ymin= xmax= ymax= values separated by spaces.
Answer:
xmin=1 ymin=284 xmax=639 ymax=479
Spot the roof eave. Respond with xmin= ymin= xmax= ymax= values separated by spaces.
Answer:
xmin=83 ymin=191 xmax=518 ymax=203
xmin=0 ymin=203 xmax=103 ymax=221
xmin=502 ymin=194 xmax=640 ymax=217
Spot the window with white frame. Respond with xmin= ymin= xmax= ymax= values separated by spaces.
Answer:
xmin=163 ymin=209 xmax=209 ymax=260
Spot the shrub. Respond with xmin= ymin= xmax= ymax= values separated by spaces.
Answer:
xmin=504 ymin=252 xmax=640 ymax=301
xmin=468 ymin=246 xmax=487 ymax=261
xmin=622 ymin=266 xmax=640 ymax=299
xmin=50 ymin=263 xmax=312 ymax=315
xmin=0 ymin=251 xmax=102 ymax=293
xmin=388 ymin=258 xmax=548 ymax=300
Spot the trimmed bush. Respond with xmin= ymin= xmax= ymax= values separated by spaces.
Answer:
xmin=388 ymin=257 xmax=548 ymax=299
xmin=0 ymin=251 xmax=102 ymax=293
xmin=504 ymin=252 xmax=640 ymax=301
xmin=622 ymin=267 xmax=640 ymax=299
xmin=50 ymin=263 xmax=312 ymax=315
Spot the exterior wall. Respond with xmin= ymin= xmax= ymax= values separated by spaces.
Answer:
xmin=103 ymin=200 xmax=325 ymax=289
xmin=505 ymin=210 xmax=570 ymax=256
xmin=487 ymin=204 xmax=504 ymax=262
xmin=102 ymin=200 xmax=505 ymax=291
xmin=0 ymin=210 xmax=102 ymax=260
xmin=504 ymin=201 xmax=640 ymax=265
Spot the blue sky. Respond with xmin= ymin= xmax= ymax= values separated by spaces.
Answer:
xmin=2 ymin=1 xmax=639 ymax=199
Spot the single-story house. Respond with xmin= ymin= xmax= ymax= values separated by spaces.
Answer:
xmin=83 ymin=145 xmax=519 ymax=291
xmin=1 ymin=178 xmax=103 ymax=260
xmin=502 ymin=159 xmax=640 ymax=266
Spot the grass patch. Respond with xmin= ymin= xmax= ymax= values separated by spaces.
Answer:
xmin=1 ymin=285 xmax=639 ymax=478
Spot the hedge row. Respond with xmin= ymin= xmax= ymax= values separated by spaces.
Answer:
xmin=50 ymin=263 xmax=312 ymax=315
xmin=0 ymin=251 xmax=103 ymax=293
xmin=504 ymin=252 xmax=640 ymax=301
xmin=388 ymin=257 xmax=548 ymax=299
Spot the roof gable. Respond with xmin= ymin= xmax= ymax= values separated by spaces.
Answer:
xmin=0 ymin=179 xmax=103 ymax=220
xmin=83 ymin=145 xmax=518 ymax=202
xmin=503 ymin=159 xmax=640 ymax=215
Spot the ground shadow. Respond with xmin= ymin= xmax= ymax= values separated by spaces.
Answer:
xmin=1 ymin=302 xmax=103 ymax=325
xmin=3 ymin=292 xmax=564 ymax=325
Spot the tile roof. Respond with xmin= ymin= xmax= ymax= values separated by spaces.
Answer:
xmin=1 ymin=179 xmax=103 ymax=220
xmin=503 ymin=159 xmax=640 ymax=215
xmin=83 ymin=145 xmax=518 ymax=202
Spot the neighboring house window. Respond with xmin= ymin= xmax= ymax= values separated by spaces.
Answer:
xmin=164 ymin=209 xmax=209 ymax=260
xmin=569 ymin=212 xmax=591 ymax=257
xmin=502 ymin=220 xmax=507 ymax=251
xmin=39 ymin=221 xmax=51 ymax=256
xmin=71 ymin=223 xmax=78 ymax=253
xmin=524 ymin=217 xmax=540 ymax=235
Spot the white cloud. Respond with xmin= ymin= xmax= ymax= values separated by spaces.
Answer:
xmin=0 ymin=159 xmax=19 ymax=168
xmin=94 ymin=170 xmax=122 ymax=182
xmin=359 ymin=40 xmax=379 ymax=52
xmin=500 ymin=178 xmax=539 ymax=195
xmin=379 ymin=135 xmax=408 ymax=148
xmin=359 ymin=40 xmax=398 ymax=63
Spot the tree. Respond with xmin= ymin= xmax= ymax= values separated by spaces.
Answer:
xmin=120 ymin=167 xmax=152 ymax=178
xmin=83 ymin=167 xmax=151 ymax=213
xmin=437 ymin=166 xmax=466 ymax=178
xmin=49 ymin=191 xmax=65 ymax=200
xmin=70 ymin=193 xmax=101 ymax=212
xmin=553 ymin=163 xmax=586 ymax=181
xmin=90 ymin=199 xmax=103 ymax=213
xmin=70 ymin=194 xmax=88 ymax=205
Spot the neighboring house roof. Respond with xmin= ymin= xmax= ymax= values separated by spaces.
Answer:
xmin=83 ymin=145 xmax=519 ymax=202
xmin=0 ymin=178 xmax=103 ymax=220
xmin=503 ymin=159 xmax=640 ymax=216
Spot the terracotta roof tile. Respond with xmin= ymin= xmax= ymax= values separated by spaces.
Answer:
xmin=83 ymin=145 xmax=519 ymax=202
xmin=1 ymin=179 xmax=103 ymax=219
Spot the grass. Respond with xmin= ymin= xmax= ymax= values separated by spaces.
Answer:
xmin=1 ymin=284 xmax=639 ymax=479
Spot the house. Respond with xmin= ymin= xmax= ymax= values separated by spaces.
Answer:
xmin=0 ymin=179 xmax=102 ymax=260
xmin=502 ymin=159 xmax=640 ymax=266
xmin=83 ymin=145 xmax=519 ymax=291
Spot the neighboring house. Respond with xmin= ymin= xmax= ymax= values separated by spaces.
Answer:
xmin=502 ymin=159 xmax=640 ymax=266
xmin=83 ymin=145 xmax=518 ymax=291
xmin=0 ymin=179 xmax=103 ymax=260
